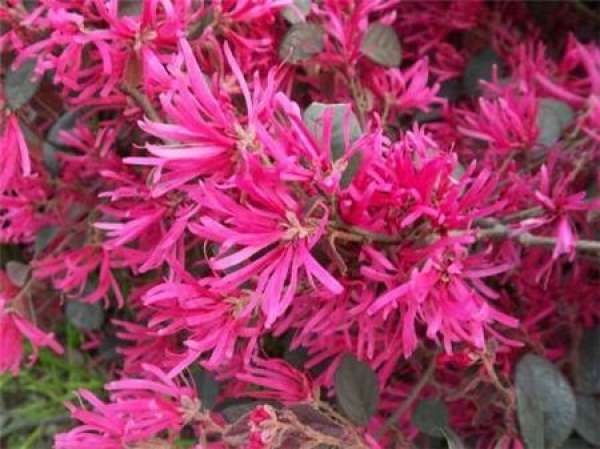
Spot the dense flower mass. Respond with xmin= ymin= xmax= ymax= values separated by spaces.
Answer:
xmin=1 ymin=1 xmax=600 ymax=449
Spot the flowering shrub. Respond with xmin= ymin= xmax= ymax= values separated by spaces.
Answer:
xmin=2 ymin=1 xmax=600 ymax=448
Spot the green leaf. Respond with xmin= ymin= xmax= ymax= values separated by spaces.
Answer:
xmin=441 ymin=428 xmax=466 ymax=449
xmin=334 ymin=354 xmax=379 ymax=425
xmin=412 ymin=398 xmax=449 ymax=437
xmin=216 ymin=398 xmax=280 ymax=423
xmin=577 ymin=326 xmax=600 ymax=394
xmin=5 ymin=261 xmax=30 ymax=287
xmin=515 ymin=353 xmax=576 ymax=449
xmin=303 ymin=103 xmax=361 ymax=161
xmin=190 ymin=365 xmax=220 ymax=410
xmin=284 ymin=346 xmax=309 ymax=369
xmin=303 ymin=102 xmax=362 ymax=188
xmin=281 ymin=0 xmax=311 ymax=24
xmin=65 ymin=301 xmax=105 ymax=331
xmin=360 ymin=23 xmax=402 ymax=67
xmin=34 ymin=225 xmax=59 ymax=255
xmin=44 ymin=111 xmax=79 ymax=176
xmin=536 ymin=98 xmax=574 ymax=146
xmin=574 ymin=394 xmax=600 ymax=446
xmin=279 ymin=22 xmax=324 ymax=64
xmin=118 ymin=0 xmax=143 ymax=16
xmin=4 ymin=59 xmax=41 ymax=110
xmin=340 ymin=151 xmax=362 ymax=189
xmin=463 ymin=48 xmax=503 ymax=96
xmin=558 ymin=437 xmax=593 ymax=449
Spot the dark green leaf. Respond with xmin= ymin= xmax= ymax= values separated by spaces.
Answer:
xmin=303 ymin=102 xmax=361 ymax=161
xmin=536 ymin=98 xmax=574 ymax=146
xmin=186 ymin=8 xmax=215 ymax=40
xmin=438 ymin=78 xmax=463 ymax=103
xmin=4 ymin=59 xmax=41 ymax=110
xmin=463 ymin=48 xmax=503 ymax=96
xmin=515 ymin=353 xmax=576 ymax=449
xmin=22 ymin=1 xmax=39 ymax=12
xmin=216 ymin=398 xmax=280 ymax=423
xmin=190 ymin=365 xmax=220 ymax=410
xmin=279 ymin=22 xmax=324 ymax=64
xmin=118 ymin=0 xmax=143 ymax=16
xmin=303 ymin=102 xmax=362 ymax=187
xmin=5 ymin=261 xmax=30 ymax=287
xmin=340 ymin=151 xmax=362 ymax=189
xmin=335 ymin=354 xmax=379 ymax=425
xmin=284 ymin=346 xmax=309 ymax=369
xmin=574 ymin=394 xmax=600 ymax=445
xmin=412 ymin=398 xmax=449 ymax=437
xmin=288 ymin=404 xmax=345 ymax=438
xmin=442 ymin=428 xmax=466 ymax=449
xmin=558 ymin=437 xmax=593 ymax=449
xmin=34 ymin=225 xmax=59 ymax=255
xmin=281 ymin=0 xmax=311 ymax=24
xmin=360 ymin=23 xmax=402 ymax=67
xmin=44 ymin=111 xmax=79 ymax=176
xmin=65 ymin=301 xmax=105 ymax=331
xmin=577 ymin=326 xmax=600 ymax=394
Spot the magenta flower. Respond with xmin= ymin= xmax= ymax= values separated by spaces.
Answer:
xmin=0 ymin=272 xmax=63 ymax=375
xmin=0 ymin=114 xmax=31 ymax=193
xmin=55 ymin=364 xmax=198 ymax=449
xmin=235 ymin=357 xmax=314 ymax=403
xmin=189 ymin=182 xmax=343 ymax=329
xmin=139 ymin=279 xmax=262 ymax=374
xmin=364 ymin=238 xmax=518 ymax=356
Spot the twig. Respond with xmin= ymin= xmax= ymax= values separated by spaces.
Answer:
xmin=376 ymin=350 xmax=438 ymax=439
xmin=330 ymin=222 xmax=405 ymax=244
xmin=500 ymin=207 xmax=544 ymax=223
xmin=119 ymin=82 xmax=161 ymax=122
xmin=477 ymin=222 xmax=600 ymax=252
xmin=573 ymin=0 xmax=600 ymax=24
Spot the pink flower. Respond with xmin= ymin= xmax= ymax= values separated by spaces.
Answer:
xmin=189 ymin=182 xmax=343 ymax=329
xmin=0 ymin=114 xmax=31 ymax=193
xmin=0 ymin=272 xmax=63 ymax=375
xmin=139 ymin=279 xmax=262 ymax=374
xmin=364 ymin=237 xmax=518 ymax=356
xmin=235 ymin=357 xmax=314 ymax=403
xmin=55 ymin=364 xmax=198 ymax=449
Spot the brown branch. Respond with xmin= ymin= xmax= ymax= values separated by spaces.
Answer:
xmin=477 ymin=222 xmax=600 ymax=253
xmin=375 ymin=350 xmax=438 ymax=439
xmin=119 ymin=82 xmax=161 ymax=122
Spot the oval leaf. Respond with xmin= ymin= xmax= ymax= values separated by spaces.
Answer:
xmin=442 ymin=428 xmax=466 ymax=449
xmin=577 ymin=326 xmax=600 ymax=394
xmin=303 ymin=102 xmax=362 ymax=188
xmin=281 ymin=0 xmax=311 ymax=24
xmin=34 ymin=225 xmax=59 ymax=255
xmin=360 ymin=23 xmax=402 ymax=67
xmin=559 ymin=438 xmax=594 ymax=449
xmin=303 ymin=102 xmax=361 ymax=161
xmin=335 ymin=354 xmax=379 ymax=425
xmin=5 ymin=261 xmax=31 ymax=287
xmin=536 ymin=98 xmax=574 ymax=146
xmin=279 ymin=22 xmax=324 ymax=64
xmin=65 ymin=300 xmax=105 ymax=331
xmin=463 ymin=48 xmax=504 ymax=96
xmin=574 ymin=394 xmax=600 ymax=446
xmin=5 ymin=59 xmax=41 ymax=110
xmin=190 ymin=365 xmax=221 ymax=410
xmin=44 ymin=111 xmax=79 ymax=176
xmin=118 ymin=0 xmax=143 ymax=16
xmin=516 ymin=353 xmax=576 ymax=449
xmin=412 ymin=398 xmax=449 ymax=437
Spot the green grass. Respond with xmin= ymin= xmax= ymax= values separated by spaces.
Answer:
xmin=0 ymin=324 xmax=105 ymax=449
